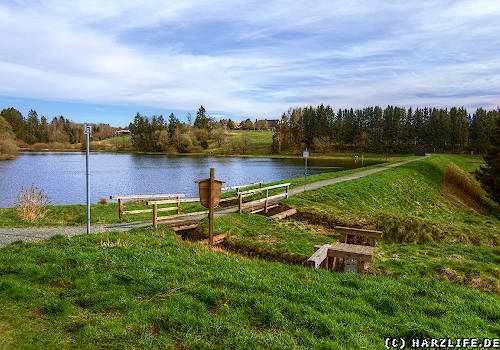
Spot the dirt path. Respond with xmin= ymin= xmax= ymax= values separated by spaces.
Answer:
xmin=0 ymin=155 xmax=428 ymax=248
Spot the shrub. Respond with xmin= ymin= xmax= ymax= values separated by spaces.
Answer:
xmin=445 ymin=162 xmax=486 ymax=204
xmin=98 ymin=198 xmax=108 ymax=205
xmin=200 ymin=140 xmax=209 ymax=149
xmin=16 ymin=184 xmax=51 ymax=221
xmin=156 ymin=130 xmax=170 ymax=151
xmin=177 ymin=134 xmax=192 ymax=153
xmin=312 ymin=136 xmax=331 ymax=153
xmin=0 ymin=139 xmax=18 ymax=157
xmin=211 ymin=128 xmax=225 ymax=147
xmin=32 ymin=143 xmax=49 ymax=151
xmin=187 ymin=145 xmax=204 ymax=153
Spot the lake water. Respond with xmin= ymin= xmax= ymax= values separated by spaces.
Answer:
xmin=0 ymin=152 xmax=380 ymax=207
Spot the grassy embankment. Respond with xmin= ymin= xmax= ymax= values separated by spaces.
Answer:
xmin=0 ymin=154 xmax=499 ymax=348
xmin=0 ymin=225 xmax=499 ymax=349
xmin=194 ymin=154 xmax=500 ymax=293
xmin=0 ymin=156 xmax=415 ymax=227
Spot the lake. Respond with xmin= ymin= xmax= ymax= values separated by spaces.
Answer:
xmin=0 ymin=152 xmax=380 ymax=207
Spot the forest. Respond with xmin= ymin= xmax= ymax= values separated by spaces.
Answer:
xmin=272 ymin=105 xmax=499 ymax=154
xmin=0 ymin=107 xmax=118 ymax=158
xmin=1 ymin=105 xmax=498 ymax=160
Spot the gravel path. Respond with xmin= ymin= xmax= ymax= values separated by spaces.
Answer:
xmin=0 ymin=155 xmax=428 ymax=248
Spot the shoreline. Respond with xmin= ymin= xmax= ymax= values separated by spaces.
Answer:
xmin=15 ymin=148 xmax=412 ymax=161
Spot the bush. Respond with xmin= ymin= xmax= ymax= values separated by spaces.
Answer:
xmin=200 ymin=140 xmax=209 ymax=149
xmin=177 ymin=134 xmax=192 ymax=153
xmin=98 ymin=198 xmax=108 ymax=205
xmin=445 ymin=162 xmax=486 ymax=204
xmin=211 ymin=128 xmax=225 ymax=147
xmin=194 ymin=128 xmax=209 ymax=142
xmin=16 ymin=184 xmax=51 ymax=221
xmin=187 ymin=145 xmax=204 ymax=153
xmin=156 ymin=130 xmax=170 ymax=152
xmin=32 ymin=143 xmax=49 ymax=151
xmin=0 ymin=139 xmax=18 ymax=157
xmin=312 ymin=136 xmax=331 ymax=153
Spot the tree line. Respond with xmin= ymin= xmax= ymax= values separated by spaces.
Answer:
xmin=0 ymin=107 xmax=118 ymax=145
xmin=272 ymin=105 xmax=499 ymax=154
xmin=128 ymin=105 xmax=251 ymax=153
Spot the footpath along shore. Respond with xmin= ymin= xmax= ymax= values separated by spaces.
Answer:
xmin=0 ymin=155 xmax=429 ymax=248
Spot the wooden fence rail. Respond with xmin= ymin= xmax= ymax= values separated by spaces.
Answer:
xmin=110 ymin=194 xmax=185 ymax=221
xmin=238 ymin=183 xmax=290 ymax=214
xmin=146 ymin=197 xmax=208 ymax=227
xmin=220 ymin=181 xmax=264 ymax=203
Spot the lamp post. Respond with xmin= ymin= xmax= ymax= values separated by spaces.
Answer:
xmin=83 ymin=123 xmax=91 ymax=234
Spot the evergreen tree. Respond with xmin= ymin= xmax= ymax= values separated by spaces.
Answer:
xmin=475 ymin=112 xmax=500 ymax=203
xmin=194 ymin=105 xmax=210 ymax=130
xmin=227 ymin=119 xmax=235 ymax=129
xmin=168 ymin=113 xmax=181 ymax=138
xmin=26 ymin=109 xmax=40 ymax=144
xmin=0 ymin=107 xmax=25 ymax=141
xmin=39 ymin=116 xmax=49 ymax=143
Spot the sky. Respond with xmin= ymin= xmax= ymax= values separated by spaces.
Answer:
xmin=0 ymin=0 xmax=499 ymax=126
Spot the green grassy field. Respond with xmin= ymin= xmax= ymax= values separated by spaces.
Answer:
xmin=1 ymin=226 xmax=499 ymax=349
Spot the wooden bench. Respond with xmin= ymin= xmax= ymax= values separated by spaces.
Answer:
xmin=335 ymin=226 xmax=383 ymax=246
xmin=308 ymin=242 xmax=376 ymax=273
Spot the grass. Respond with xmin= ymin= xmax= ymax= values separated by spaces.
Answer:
xmin=224 ymin=130 xmax=274 ymax=155
xmin=283 ymin=154 xmax=499 ymax=246
xmin=195 ymin=212 xmax=500 ymax=294
xmin=188 ymin=154 xmax=499 ymax=293
xmin=0 ymin=226 xmax=499 ymax=349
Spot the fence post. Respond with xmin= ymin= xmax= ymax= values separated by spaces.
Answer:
xmin=265 ymin=189 xmax=269 ymax=213
xmin=176 ymin=196 xmax=181 ymax=215
xmin=238 ymin=193 xmax=242 ymax=214
xmin=118 ymin=199 xmax=123 ymax=221
xmin=259 ymin=182 xmax=263 ymax=197
xmin=153 ymin=204 xmax=158 ymax=227
xmin=286 ymin=185 xmax=289 ymax=199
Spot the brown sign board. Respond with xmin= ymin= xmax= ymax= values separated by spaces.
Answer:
xmin=196 ymin=178 xmax=225 ymax=208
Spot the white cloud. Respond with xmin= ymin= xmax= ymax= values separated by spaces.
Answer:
xmin=0 ymin=0 xmax=499 ymax=119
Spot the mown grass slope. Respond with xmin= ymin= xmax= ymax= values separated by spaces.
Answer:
xmin=0 ymin=227 xmax=499 ymax=349
xmin=195 ymin=154 xmax=499 ymax=293
xmin=284 ymin=154 xmax=499 ymax=245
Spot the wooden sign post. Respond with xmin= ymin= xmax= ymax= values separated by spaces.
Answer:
xmin=209 ymin=168 xmax=214 ymax=245
xmin=196 ymin=168 xmax=224 ymax=246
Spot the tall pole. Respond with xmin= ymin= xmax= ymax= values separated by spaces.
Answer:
xmin=304 ymin=150 xmax=308 ymax=192
xmin=84 ymin=124 xmax=91 ymax=235
xmin=209 ymin=168 xmax=214 ymax=246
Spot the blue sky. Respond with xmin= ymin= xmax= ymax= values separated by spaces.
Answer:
xmin=0 ymin=0 xmax=499 ymax=126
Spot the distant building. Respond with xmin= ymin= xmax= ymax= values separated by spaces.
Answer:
xmin=219 ymin=119 xmax=228 ymax=128
xmin=114 ymin=129 xmax=130 ymax=137
xmin=266 ymin=119 xmax=280 ymax=130
xmin=233 ymin=122 xmax=241 ymax=129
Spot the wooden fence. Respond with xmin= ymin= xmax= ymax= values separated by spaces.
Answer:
xmin=220 ymin=181 xmax=264 ymax=203
xmin=109 ymin=194 xmax=185 ymax=220
xmin=237 ymin=183 xmax=290 ymax=214
xmin=147 ymin=197 xmax=207 ymax=227
xmin=110 ymin=180 xmax=290 ymax=227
